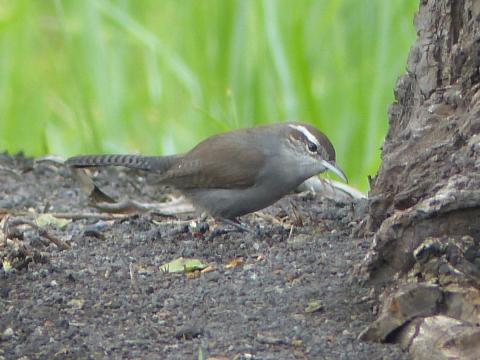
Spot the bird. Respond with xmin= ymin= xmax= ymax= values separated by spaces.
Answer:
xmin=66 ymin=122 xmax=347 ymax=229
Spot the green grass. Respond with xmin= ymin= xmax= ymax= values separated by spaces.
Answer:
xmin=0 ymin=0 xmax=418 ymax=191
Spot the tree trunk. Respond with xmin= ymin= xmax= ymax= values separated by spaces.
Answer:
xmin=360 ymin=1 xmax=480 ymax=358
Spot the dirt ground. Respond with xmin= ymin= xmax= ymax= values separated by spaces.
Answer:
xmin=0 ymin=154 xmax=406 ymax=359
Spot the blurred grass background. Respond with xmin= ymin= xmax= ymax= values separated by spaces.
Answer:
xmin=0 ymin=0 xmax=418 ymax=191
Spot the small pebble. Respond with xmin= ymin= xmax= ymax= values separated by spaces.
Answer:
xmin=2 ymin=327 xmax=14 ymax=340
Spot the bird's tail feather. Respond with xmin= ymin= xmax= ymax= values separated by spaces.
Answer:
xmin=66 ymin=154 xmax=179 ymax=173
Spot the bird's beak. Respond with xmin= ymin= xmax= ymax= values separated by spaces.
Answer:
xmin=321 ymin=160 xmax=348 ymax=183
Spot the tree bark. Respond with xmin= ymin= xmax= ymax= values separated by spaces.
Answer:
xmin=360 ymin=1 xmax=480 ymax=358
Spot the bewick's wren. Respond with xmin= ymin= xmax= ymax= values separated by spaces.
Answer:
xmin=67 ymin=122 xmax=347 ymax=224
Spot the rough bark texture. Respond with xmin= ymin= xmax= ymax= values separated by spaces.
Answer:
xmin=362 ymin=1 xmax=480 ymax=358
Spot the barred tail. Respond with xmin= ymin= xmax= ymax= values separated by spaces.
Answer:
xmin=66 ymin=154 xmax=179 ymax=173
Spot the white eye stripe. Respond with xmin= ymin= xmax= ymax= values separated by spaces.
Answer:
xmin=288 ymin=124 xmax=320 ymax=146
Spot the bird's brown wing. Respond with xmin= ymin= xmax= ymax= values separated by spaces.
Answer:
xmin=159 ymin=132 xmax=265 ymax=189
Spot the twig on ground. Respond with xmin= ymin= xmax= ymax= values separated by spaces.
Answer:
xmin=3 ymin=217 xmax=70 ymax=250
xmin=129 ymin=262 xmax=140 ymax=292
xmin=253 ymin=212 xmax=286 ymax=226
xmin=287 ymin=225 xmax=295 ymax=242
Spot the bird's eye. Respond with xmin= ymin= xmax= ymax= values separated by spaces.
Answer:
xmin=307 ymin=142 xmax=317 ymax=153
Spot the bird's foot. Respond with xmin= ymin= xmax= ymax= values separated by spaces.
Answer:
xmin=219 ymin=218 xmax=253 ymax=233
xmin=205 ymin=218 xmax=258 ymax=240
